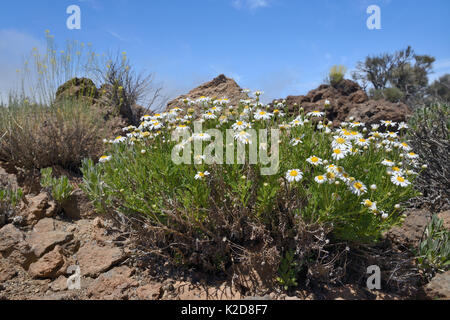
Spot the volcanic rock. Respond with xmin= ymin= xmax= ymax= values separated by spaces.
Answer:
xmin=166 ymin=74 xmax=249 ymax=110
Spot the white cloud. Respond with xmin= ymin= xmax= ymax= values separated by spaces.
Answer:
xmin=231 ymin=0 xmax=271 ymax=11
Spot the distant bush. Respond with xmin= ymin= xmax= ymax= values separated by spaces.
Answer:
xmin=328 ymin=65 xmax=347 ymax=86
xmin=371 ymin=87 xmax=405 ymax=103
xmin=0 ymin=98 xmax=113 ymax=172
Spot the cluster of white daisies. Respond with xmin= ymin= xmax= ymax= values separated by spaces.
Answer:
xmin=98 ymin=91 xmax=423 ymax=220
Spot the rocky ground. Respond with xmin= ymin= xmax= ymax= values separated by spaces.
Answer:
xmin=1 ymin=163 xmax=448 ymax=300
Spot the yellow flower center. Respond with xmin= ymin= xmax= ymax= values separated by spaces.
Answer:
xmin=397 ymin=176 xmax=405 ymax=182
xmin=290 ymin=171 xmax=298 ymax=177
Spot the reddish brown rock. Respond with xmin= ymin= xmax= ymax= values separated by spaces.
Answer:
xmin=386 ymin=209 xmax=432 ymax=247
xmin=0 ymin=257 xmax=18 ymax=282
xmin=136 ymin=283 xmax=163 ymax=300
xmin=87 ymin=266 xmax=138 ymax=300
xmin=425 ymin=271 xmax=450 ymax=300
xmin=166 ymin=74 xmax=249 ymax=110
xmin=0 ymin=224 xmax=36 ymax=268
xmin=273 ymin=79 xmax=411 ymax=126
xmin=77 ymin=243 xmax=126 ymax=277
xmin=50 ymin=275 xmax=68 ymax=292
xmin=24 ymin=193 xmax=57 ymax=225
xmin=28 ymin=246 xmax=66 ymax=279
xmin=27 ymin=225 xmax=73 ymax=258
xmin=0 ymin=224 xmax=25 ymax=254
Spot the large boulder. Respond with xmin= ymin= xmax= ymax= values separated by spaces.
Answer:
xmin=166 ymin=74 xmax=250 ymax=110
xmin=273 ymin=79 xmax=412 ymax=126
xmin=55 ymin=77 xmax=99 ymax=102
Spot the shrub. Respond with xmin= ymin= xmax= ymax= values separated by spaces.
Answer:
xmin=93 ymin=53 xmax=164 ymax=124
xmin=82 ymin=95 xmax=420 ymax=286
xmin=0 ymin=187 xmax=23 ymax=226
xmin=0 ymin=98 xmax=113 ymax=172
xmin=328 ymin=65 xmax=347 ymax=86
xmin=408 ymin=103 xmax=449 ymax=211
xmin=371 ymin=87 xmax=404 ymax=103
xmin=417 ymin=215 xmax=450 ymax=279
xmin=40 ymin=167 xmax=74 ymax=204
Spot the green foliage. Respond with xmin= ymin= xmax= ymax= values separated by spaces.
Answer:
xmin=40 ymin=168 xmax=74 ymax=204
xmin=0 ymin=188 xmax=23 ymax=225
xmin=80 ymin=158 xmax=106 ymax=213
xmin=417 ymin=215 xmax=450 ymax=278
xmin=328 ymin=65 xmax=347 ymax=86
xmin=371 ymin=87 xmax=405 ymax=103
xmin=0 ymin=188 xmax=23 ymax=210
xmin=277 ymin=250 xmax=301 ymax=290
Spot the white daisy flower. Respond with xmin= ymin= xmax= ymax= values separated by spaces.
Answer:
xmin=290 ymin=138 xmax=303 ymax=146
xmin=112 ymin=136 xmax=127 ymax=144
xmin=307 ymin=156 xmax=323 ymax=166
xmin=234 ymin=131 xmax=252 ymax=144
xmin=313 ymin=175 xmax=326 ymax=184
xmin=381 ymin=120 xmax=397 ymax=127
xmin=290 ymin=119 xmax=304 ymax=127
xmin=232 ymin=120 xmax=251 ymax=131
xmin=307 ymin=111 xmax=325 ymax=117
xmin=355 ymin=138 xmax=369 ymax=147
xmin=398 ymin=142 xmax=412 ymax=152
xmin=273 ymin=109 xmax=285 ymax=117
xmin=349 ymin=121 xmax=364 ymax=128
xmin=387 ymin=166 xmax=404 ymax=176
xmin=254 ymin=110 xmax=273 ymax=121
xmin=202 ymin=112 xmax=217 ymax=120
xmin=149 ymin=121 xmax=164 ymax=131
xmin=195 ymin=171 xmax=210 ymax=180
xmin=332 ymin=148 xmax=347 ymax=160
xmin=381 ymin=159 xmax=395 ymax=167
xmin=405 ymin=152 xmax=419 ymax=160
xmin=361 ymin=199 xmax=377 ymax=212
xmin=332 ymin=136 xmax=351 ymax=150
xmin=286 ymin=169 xmax=303 ymax=182
xmin=99 ymin=155 xmax=111 ymax=163
xmin=398 ymin=122 xmax=409 ymax=130
xmin=391 ymin=175 xmax=411 ymax=187
xmin=192 ymin=133 xmax=211 ymax=141
xmin=350 ymin=181 xmax=367 ymax=196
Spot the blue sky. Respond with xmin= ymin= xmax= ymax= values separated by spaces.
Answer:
xmin=1 ymin=0 xmax=449 ymax=103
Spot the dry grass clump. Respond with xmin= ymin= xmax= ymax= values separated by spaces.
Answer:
xmin=408 ymin=103 xmax=449 ymax=211
xmin=0 ymin=98 xmax=116 ymax=172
